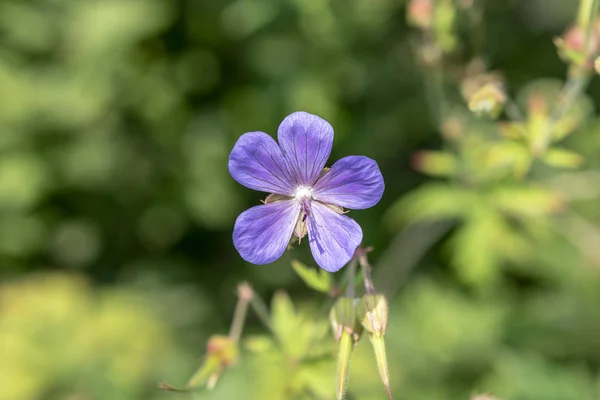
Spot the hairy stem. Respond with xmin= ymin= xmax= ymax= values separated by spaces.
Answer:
xmin=228 ymin=282 xmax=253 ymax=342
xmin=345 ymin=258 xmax=358 ymax=298
xmin=357 ymin=247 xmax=376 ymax=295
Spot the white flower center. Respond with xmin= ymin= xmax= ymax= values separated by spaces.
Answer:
xmin=294 ymin=186 xmax=313 ymax=202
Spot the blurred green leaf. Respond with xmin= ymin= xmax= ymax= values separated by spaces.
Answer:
xmin=542 ymin=147 xmax=585 ymax=169
xmin=484 ymin=141 xmax=532 ymax=178
xmin=411 ymin=150 xmax=457 ymax=177
xmin=292 ymin=260 xmax=333 ymax=294
xmin=481 ymin=353 xmax=596 ymax=400
xmin=387 ymin=183 xmax=476 ymax=227
xmin=450 ymin=209 xmax=502 ymax=288
xmin=490 ymin=185 xmax=564 ymax=218
xmin=517 ymin=79 xmax=593 ymax=142
xmin=0 ymin=153 xmax=48 ymax=210
xmin=395 ymin=279 xmax=507 ymax=378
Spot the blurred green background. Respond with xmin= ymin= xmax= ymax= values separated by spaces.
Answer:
xmin=2 ymin=0 xmax=600 ymax=399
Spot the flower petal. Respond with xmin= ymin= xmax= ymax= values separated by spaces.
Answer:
xmin=313 ymin=156 xmax=384 ymax=209
xmin=229 ymin=131 xmax=295 ymax=195
xmin=277 ymin=112 xmax=334 ymax=186
xmin=307 ymin=202 xmax=363 ymax=272
xmin=233 ymin=200 xmax=300 ymax=265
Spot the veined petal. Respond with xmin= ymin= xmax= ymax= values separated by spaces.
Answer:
xmin=233 ymin=201 xmax=300 ymax=265
xmin=229 ymin=131 xmax=295 ymax=195
xmin=277 ymin=112 xmax=334 ymax=186
xmin=307 ymin=202 xmax=363 ymax=272
xmin=313 ymin=156 xmax=384 ymax=210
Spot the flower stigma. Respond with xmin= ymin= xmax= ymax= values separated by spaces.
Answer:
xmin=294 ymin=186 xmax=313 ymax=202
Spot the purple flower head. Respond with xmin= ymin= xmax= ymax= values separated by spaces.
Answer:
xmin=229 ymin=112 xmax=384 ymax=272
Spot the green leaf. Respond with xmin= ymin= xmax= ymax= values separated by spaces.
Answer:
xmin=482 ymin=353 xmax=597 ymax=400
xmin=484 ymin=141 xmax=532 ymax=178
xmin=387 ymin=184 xmax=475 ymax=227
xmin=516 ymin=79 xmax=593 ymax=142
xmin=542 ymin=147 xmax=584 ymax=169
xmin=271 ymin=291 xmax=298 ymax=352
xmin=291 ymin=260 xmax=333 ymax=293
xmin=451 ymin=211 xmax=501 ymax=288
xmin=490 ymin=185 xmax=564 ymax=218
xmin=270 ymin=290 xmax=330 ymax=359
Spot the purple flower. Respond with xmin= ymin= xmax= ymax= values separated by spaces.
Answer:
xmin=229 ymin=112 xmax=384 ymax=272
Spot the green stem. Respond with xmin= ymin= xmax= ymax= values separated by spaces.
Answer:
xmin=534 ymin=0 xmax=598 ymax=156
xmin=578 ymin=0 xmax=597 ymax=28
xmin=345 ymin=258 xmax=358 ymax=298
xmin=228 ymin=283 xmax=253 ymax=342
xmin=336 ymin=330 xmax=354 ymax=400
xmin=583 ymin=0 xmax=599 ymax=52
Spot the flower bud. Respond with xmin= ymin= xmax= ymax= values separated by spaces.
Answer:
xmin=369 ymin=334 xmax=392 ymax=399
xmin=357 ymin=295 xmax=392 ymax=399
xmin=206 ymin=335 xmax=239 ymax=366
xmin=467 ymin=82 xmax=506 ymax=119
xmin=407 ymin=0 xmax=433 ymax=30
xmin=186 ymin=335 xmax=239 ymax=390
xmin=357 ymin=294 xmax=388 ymax=338
xmin=329 ymin=297 xmax=362 ymax=343
xmin=554 ymin=22 xmax=600 ymax=68
xmin=330 ymin=298 xmax=362 ymax=400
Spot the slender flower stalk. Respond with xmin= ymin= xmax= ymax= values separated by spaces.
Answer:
xmin=336 ymin=329 xmax=354 ymax=400
xmin=159 ymin=282 xmax=263 ymax=393
xmin=356 ymin=247 xmax=392 ymax=400
xmin=331 ymin=258 xmax=361 ymax=400
xmin=228 ymin=282 xmax=253 ymax=342
xmin=356 ymin=246 xmax=376 ymax=295
xmin=345 ymin=258 xmax=358 ymax=298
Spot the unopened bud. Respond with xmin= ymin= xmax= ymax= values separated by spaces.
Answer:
xmin=468 ymin=82 xmax=506 ymax=118
xmin=206 ymin=335 xmax=238 ymax=366
xmin=407 ymin=0 xmax=433 ymax=30
xmin=357 ymin=295 xmax=389 ymax=338
xmin=186 ymin=335 xmax=239 ymax=390
xmin=554 ymin=23 xmax=600 ymax=68
xmin=527 ymin=93 xmax=548 ymax=117
xmin=358 ymin=295 xmax=392 ymax=399
xmin=330 ymin=297 xmax=362 ymax=343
